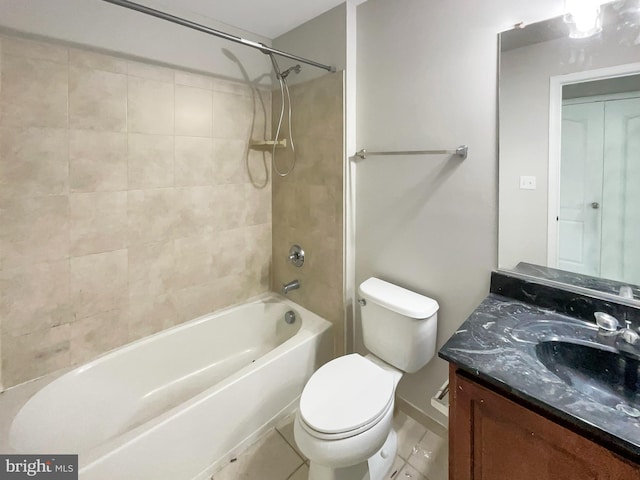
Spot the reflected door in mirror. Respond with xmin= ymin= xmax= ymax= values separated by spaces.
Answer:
xmin=559 ymin=101 xmax=604 ymax=276
xmin=558 ymin=94 xmax=640 ymax=285
xmin=602 ymin=96 xmax=640 ymax=285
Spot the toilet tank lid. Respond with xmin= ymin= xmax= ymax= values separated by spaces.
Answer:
xmin=359 ymin=277 xmax=439 ymax=319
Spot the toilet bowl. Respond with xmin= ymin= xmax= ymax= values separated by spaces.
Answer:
xmin=294 ymin=278 xmax=439 ymax=480
xmin=295 ymin=354 xmax=398 ymax=464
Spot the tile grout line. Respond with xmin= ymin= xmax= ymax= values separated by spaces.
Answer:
xmin=274 ymin=425 xmax=305 ymax=464
xmin=273 ymin=426 xmax=306 ymax=480
xmin=285 ymin=462 xmax=307 ymax=480
xmin=409 ymin=428 xmax=448 ymax=480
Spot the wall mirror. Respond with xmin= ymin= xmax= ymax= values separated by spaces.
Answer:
xmin=498 ymin=0 xmax=640 ymax=302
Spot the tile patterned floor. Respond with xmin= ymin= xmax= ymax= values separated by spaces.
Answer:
xmin=211 ymin=412 xmax=448 ymax=480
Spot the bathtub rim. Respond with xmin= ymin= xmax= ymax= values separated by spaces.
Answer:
xmin=72 ymin=292 xmax=323 ymax=376
xmin=7 ymin=291 xmax=324 ymax=391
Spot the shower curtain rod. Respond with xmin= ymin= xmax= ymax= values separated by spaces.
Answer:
xmin=101 ymin=0 xmax=336 ymax=73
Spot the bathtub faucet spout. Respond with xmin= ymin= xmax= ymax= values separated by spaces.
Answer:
xmin=282 ymin=280 xmax=300 ymax=295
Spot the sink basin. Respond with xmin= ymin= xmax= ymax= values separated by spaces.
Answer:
xmin=509 ymin=318 xmax=598 ymax=345
xmin=535 ymin=339 xmax=640 ymax=411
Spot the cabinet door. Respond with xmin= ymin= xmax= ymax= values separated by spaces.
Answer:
xmin=449 ymin=366 xmax=639 ymax=480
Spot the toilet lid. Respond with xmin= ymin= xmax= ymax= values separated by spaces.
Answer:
xmin=300 ymin=354 xmax=395 ymax=435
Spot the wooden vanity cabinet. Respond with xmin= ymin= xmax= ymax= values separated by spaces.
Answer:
xmin=449 ymin=365 xmax=640 ymax=480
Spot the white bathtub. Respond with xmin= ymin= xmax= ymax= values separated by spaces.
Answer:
xmin=9 ymin=294 xmax=332 ymax=479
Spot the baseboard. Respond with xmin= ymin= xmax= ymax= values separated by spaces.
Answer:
xmin=396 ymin=396 xmax=448 ymax=439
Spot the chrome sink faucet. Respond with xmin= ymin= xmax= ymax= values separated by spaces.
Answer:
xmin=594 ymin=312 xmax=640 ymax=347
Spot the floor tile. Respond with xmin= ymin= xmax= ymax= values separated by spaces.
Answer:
xmin=387 ymin=455 xmax=406 ymax=479
xmin=426 ymin=440 xmax=448 ymax=480
xmin=407 ymin=430 xmax=448 ymax=480
xmin=287 ymin=463 xmax=309 ymax=480
xmin=276 ymin=415 xmax=307 ymax=460
xmin=396 ymin=463 xmax=427 ymax=480
xmin=210 ymin=411 xmax=449 ymax=480
xmin=213 ymin=429 xmax=304 ymax=480
xmin=394 ymin=412 xmax=427 ymax=460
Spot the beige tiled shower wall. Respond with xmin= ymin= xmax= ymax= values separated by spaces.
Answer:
xmin=271 ymin=73 xmax=345 ymax=356
xmin=0 ymin=34 xmax=273 ymax=389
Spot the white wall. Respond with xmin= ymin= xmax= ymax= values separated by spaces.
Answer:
xmin=355 ymin=0 xmax=562 ymax=424
xmin=0 ymin=0 xmax=272 ymax=84
xmin=499 ymin=31 xmax=640 ymax=270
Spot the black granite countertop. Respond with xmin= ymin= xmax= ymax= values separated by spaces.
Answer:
xmin=439 ymin=292 xmax=640 ymax=462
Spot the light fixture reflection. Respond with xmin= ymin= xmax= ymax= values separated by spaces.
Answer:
xmin=564 ymin=0 xmax=604 ymax=38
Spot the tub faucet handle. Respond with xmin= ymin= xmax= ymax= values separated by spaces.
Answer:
xmin=288 ymin=245 xmax=305 ymax=267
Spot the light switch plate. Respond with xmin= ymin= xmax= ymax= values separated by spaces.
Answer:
xmin=520 ymin=176 xmax=536 ymax=190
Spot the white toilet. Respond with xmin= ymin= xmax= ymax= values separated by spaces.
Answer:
xmin=294 ymin=277 xmax=439 ymax=480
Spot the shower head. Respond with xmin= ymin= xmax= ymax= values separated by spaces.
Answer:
xmin=280 ymin=64 xmax=301 ymax=79
xmin=268 ymin=54 xmax=301 ymax=81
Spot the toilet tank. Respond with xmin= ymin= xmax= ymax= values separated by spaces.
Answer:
xmin=358 ymin=278 xmax=439 ymax=374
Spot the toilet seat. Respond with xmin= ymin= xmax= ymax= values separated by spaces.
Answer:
xmin=299 ymin=354 xmax=395 ymax=440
